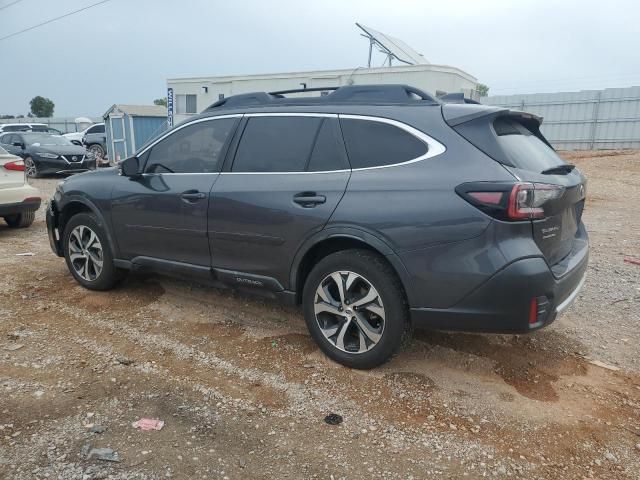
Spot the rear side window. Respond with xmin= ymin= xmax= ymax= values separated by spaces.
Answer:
xmin=340 ymin=119 xmax=427 ymax=169
xmin=4 ymin=125 xmax=26 ymax=132
xmin=87 ymin=124 xmax=105 ymax=134
xmin=233 ymin=116 xmax=322 ymax=172
xmin=493 ymin=117 xmax=565 ymax=172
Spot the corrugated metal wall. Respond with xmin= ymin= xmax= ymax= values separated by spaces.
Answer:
xmin=482 ymin=86 xmax=640 ymax=150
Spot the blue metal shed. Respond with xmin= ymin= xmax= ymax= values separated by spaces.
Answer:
xmin=103 ymin=104 xmax=167 ymax=162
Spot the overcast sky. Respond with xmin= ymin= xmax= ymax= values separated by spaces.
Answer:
xmin=1 ymin=0 xmax=638 ymax=117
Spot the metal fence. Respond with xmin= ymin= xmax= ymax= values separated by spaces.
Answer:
xmin=0 ymin=117 xmax=102 ymax=134
xmin=482 ymin=86 xmax=640 ymax=150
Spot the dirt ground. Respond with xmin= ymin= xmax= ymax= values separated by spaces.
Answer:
xmin=1 ymin=150 xmax=639 ymax=479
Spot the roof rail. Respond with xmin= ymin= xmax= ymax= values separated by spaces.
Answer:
xmin=269 ymin=86 xmax=340 ymax=96
xmin=205 ymin=84 xmax=440 ymax=111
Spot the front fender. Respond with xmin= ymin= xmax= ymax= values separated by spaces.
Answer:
xmin=54 ymin=193 xmax=119 ymax=258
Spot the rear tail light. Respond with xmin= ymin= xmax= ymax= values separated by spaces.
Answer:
xmin=529 ymin=296 xmax=550 ymax=327
xmin=3 ymin=160 xmax=25 ymax=171
xmin=457 ymin=182 xmax=564 ymax=221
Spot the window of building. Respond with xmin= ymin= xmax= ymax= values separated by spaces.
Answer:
xmin=176 ymin=94 xmax=198 ymax=114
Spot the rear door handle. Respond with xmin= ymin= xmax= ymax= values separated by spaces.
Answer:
xmin=181 ymin=190 xmax=206 ymax=202
xmin=293 ymin=192 xmax=326 ymax=208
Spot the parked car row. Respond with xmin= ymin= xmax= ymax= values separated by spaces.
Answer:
xmin=0 ymin=122 xmax=63 ymax=135
xmin=0 ymin=122 xmax=109 ymax=165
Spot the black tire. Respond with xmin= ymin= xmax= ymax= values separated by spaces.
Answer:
xmin=4 ymin=210 xmax=35 ymax=228
xmin=62 ymin=212 xmax=123 ymax=291
xmin=24 ymin=156 xmax=39 ymax=178
xmin=302 ymin=249 xmax=410 ymax=369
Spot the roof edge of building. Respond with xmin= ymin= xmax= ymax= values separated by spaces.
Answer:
xmin=168 ymin=63 xmax=477 ymax=85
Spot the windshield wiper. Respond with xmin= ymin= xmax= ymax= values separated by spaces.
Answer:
xmin=541 ymin=163 xmax=575 ymax=175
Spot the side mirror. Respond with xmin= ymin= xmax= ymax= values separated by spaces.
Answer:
xmin=119 ymin=156 xmax=141 ymax=178
xmin=70 ymin=140 xmax=83 ymax=146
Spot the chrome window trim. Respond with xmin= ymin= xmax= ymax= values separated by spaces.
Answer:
xmin=136 ymin=112 xmax=446 ymax=176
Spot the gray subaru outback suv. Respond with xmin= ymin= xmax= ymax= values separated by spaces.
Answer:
xmin=46 ymin=85 xmax=588 ymax=369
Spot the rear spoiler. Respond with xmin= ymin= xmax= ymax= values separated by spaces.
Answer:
xmin=437 ymin=92 xmax=482 ymax=105
xmin=442 ymin=104 xmax=543 ymax=127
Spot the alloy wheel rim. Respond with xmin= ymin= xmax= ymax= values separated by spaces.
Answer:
xmin=25 ymin=158 xmax=36 ymax=177
xmin=314 ymin=271 xmax=385 ymax=354
xmin=90 ymin=145 xmax=104 ymax=160
xmin=68 ymin=225 xmax=104 ymax=281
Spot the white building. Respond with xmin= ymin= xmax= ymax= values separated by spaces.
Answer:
xmin=167 ymin=63 xmax=478 ymax=124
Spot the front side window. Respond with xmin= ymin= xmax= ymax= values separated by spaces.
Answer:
xmin=340 ymin=118 xmax=427 ymax=169
xmin=176 ymin=94 xmax=197 ymax=114
xmin=233 ymin=116 xmax=323 ymax=173
xmin=144 ymin=118 xmax=236 ymax=174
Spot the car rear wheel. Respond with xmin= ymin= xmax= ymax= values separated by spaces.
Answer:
xmin=62 ymin=213 xmax=123 ymax=290
xmin=4 ymin=210 xmax=35 ymax=228
xmin=302 ymin=249 xmax=410 ymax=369
xmin=24 ymin=156 xmax=38 ymax=178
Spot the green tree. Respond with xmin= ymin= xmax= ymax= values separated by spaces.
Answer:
xmin=153 ymin=97 xmax=167 ymax=107
xmin=29 ymin=96 xmax=55 ymax=117
xmin=475 ymin=83 xmax=490 ymax=97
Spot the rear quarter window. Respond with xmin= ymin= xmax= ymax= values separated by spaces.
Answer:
xmin=340 ymin=118 xmax=427 ymax=169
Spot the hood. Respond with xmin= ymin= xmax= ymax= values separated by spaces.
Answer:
xmin=33 ymin=144 xmax=88 ymax=155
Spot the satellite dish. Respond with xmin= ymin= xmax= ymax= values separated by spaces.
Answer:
xmin=356 ymin=23 xmax=429 ymax=67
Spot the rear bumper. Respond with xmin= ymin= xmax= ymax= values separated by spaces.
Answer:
xmin=410 ymin=242 xmax=589 ymax=334
xmin=0 ymin=198 xmax=42 ymax=217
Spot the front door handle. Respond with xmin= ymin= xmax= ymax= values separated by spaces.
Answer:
xmin=181 ymin=190 xmax=206 ymax=202
xmin=293 ymin=192 xmax=326 ymax=208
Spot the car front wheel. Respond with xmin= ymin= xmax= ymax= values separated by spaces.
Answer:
xmin=62 ymin=213 xmax=123 ymax=290
xmin=302 ymin=249 xmax=410 ymax=369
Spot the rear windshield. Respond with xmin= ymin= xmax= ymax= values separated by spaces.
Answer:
xmin=493 ymin=117 xmax=566 ymax=172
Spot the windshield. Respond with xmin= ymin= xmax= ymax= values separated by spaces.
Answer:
xmin=0 ymin=145 xmax=8 ymax=155
xmin=23 ymin=133 xmax=74 ymax=146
